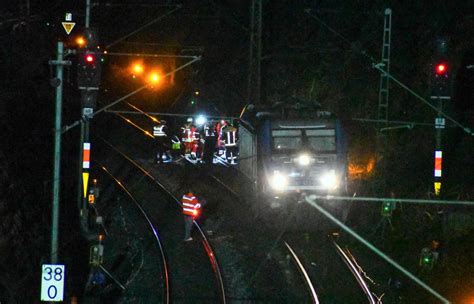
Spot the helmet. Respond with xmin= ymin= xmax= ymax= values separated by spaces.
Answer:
xmin=187 ymin=117 xmax=193 ymax=123
xmin=161 ymin=120 xmax=167 ymax=124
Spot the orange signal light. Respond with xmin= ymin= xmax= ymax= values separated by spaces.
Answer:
xmin=76 ymin=36 xmax=86 ymax=47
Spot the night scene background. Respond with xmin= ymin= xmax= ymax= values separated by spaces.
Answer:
xmin=0 ymin=0 xmax=473 ymax=303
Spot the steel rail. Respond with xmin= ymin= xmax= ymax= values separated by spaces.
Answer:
xmin=309 ymin=194 xmax=474 ymax=207
xmin=304 ymin=195 xmax=451 ymax=304
xmin=100 ymin=137 xmax=227 ymax=303
xmin=183 ymin=157 xmax=241 ymax=200
xmin=284 ymin=242 xmax=320 ymax=304
xmin=100 ymin=164 xmax=170 ymax=304
xmin=333 ymin=241 xmax=376 ymax=304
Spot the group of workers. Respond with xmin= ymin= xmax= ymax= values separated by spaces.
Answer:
xmin=153 ymin=118 xmax=237 ymax=240
xmin=153 ymin=117 xmax=238 ymax=165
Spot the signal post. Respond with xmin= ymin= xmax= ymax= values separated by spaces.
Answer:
xmin=77 ymin=28 xmax=102 ymax=232
xmin=430 ymin=38 xmax=450 ymax=196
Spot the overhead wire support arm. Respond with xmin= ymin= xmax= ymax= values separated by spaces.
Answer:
xmin=103 ymin=51 xmax=199 ymax=59
xmin=372 ymin=64 xmax=472 ymax=136
xmin=304 ymin=9 xmax=473 ymax=137
xmin=62 ymin=56 xmax=201 ymax=134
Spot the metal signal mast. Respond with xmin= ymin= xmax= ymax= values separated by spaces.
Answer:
xmin=377 ymin=8 xmax=392 ymax=145
xmin=247 ymin=0 xmax=262 ymax=106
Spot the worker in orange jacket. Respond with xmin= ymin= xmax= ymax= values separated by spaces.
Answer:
xmin=181 ymin=190 xmax=201 ymax=241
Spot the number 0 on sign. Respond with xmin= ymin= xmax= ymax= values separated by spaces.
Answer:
xmin=41 ymin=264 xmax=65 ymax=302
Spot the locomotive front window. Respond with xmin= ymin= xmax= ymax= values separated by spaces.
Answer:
xmin=272 ymin=130 xmax=302 ymax=150
xmin=306 ymin=129 xmax=336 ymax=152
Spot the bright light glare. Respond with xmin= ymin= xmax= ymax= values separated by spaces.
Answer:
xmin=133 ymin=64 xmax=144 ymax=74
xmin=320 ymin=170 xmax=339 ymax=190
xmin=76 ymin=37 xmax=86 ymax=47
xmin=436 ymin=63 xmax=447 ymax=75
xmin=85 ymin=54 xmax=94 ymax=63
xmin=149 ymin=72 xmax=161 ymax=84
xmin=195 ymin=115 xmax=207 ymax=126
xmin=269 ymin=171 xmax=288 ymax=191
xmin=297 ymin=154 xmax=311 ymax=166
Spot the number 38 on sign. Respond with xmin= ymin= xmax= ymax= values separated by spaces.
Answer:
xmin=41 ymin=264 xmax=65 ymax=302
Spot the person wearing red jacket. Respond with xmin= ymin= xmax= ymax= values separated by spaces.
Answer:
xmin=181 ymin=118 xmax=194 ymax=156
xmin=190 ymin=125 xmax=199 ymax=160
xmin=181 ymin=190 xmax=201 ymax=241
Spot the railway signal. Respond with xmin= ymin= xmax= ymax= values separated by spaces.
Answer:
xmin=419 ymin=247 xmax=434 ymax=270
xmin=432 ymin=61 xmax=450 ymax=98
xmin=430 ymin=38 xmax=451 ymax=100
xmin=77 ymin=28 xmax=101 ymax=109
xmin=430 ymin=38 xmax=450 ymax=196
xmin=381 ymin=200 xmax=396 ymax=217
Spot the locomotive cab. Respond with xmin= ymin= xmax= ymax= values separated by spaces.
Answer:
xmin=263 ymin=116 xmax=347 ymax=197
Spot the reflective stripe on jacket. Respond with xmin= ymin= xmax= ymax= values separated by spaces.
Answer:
xmin=153 ymin=125 xmax=167 ymax=137
xmin=223 ymin=129 xmax=237 ymax=147
xmin=181 ymin=126 xmax=193 ymax=142
xmin=181 ymin=193 xmax=200 ymax=217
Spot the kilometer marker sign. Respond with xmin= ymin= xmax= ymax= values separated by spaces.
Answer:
xmin=41 ymin=264 xmax=65 ymax=302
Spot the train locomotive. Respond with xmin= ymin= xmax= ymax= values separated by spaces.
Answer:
xmin=238 ymin=102 xmax=348 ymax=225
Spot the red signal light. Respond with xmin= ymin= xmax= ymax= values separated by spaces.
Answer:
xmin=85 ymin=54 xmax=95 ymax=63
xmin=435 ymin=63 xmax=447 ymax=75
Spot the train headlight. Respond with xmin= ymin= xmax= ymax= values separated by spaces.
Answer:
xmin=297 ymin=153 xmax=311 ymax=166
xmin=320 ymin=170 xmax=339 ymax=190
xmin=269 ymin=171 xmax=288 ymax=191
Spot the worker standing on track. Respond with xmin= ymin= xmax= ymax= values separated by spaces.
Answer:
xmin=181 ymin=118 xmax=194 ymax=156
xmin=203 ymin=121 xmax=217 ymax=164
xmin=190 ymin=124 xmax=199 ymax=160
xmin=153 ymin=120 xmax=169 ymax=163
xmin=215 ymin=120 xmax=227 ymax=158
xmin=170 ymin=135 xmax=181 ymax=160
xmin=181 ymin=189 xmax=201 ymax=241
xmin=222 ymin=123 xmax=238 ymax=164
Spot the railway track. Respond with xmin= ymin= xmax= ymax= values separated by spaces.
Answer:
xmin=97 ymin=115 xmax=372 ymax=302
xmin=91 ymin=138 xmax=227 ymax=303
xmin=181 ymin=156 xmax=316 ymax=302
xmin=183 ymin=155 xmax=376 ymax=303
xmin=100 ymin=164 xmax=170 ymax=303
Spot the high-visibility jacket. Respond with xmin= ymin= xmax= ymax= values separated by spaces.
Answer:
xmin=171 ymin=136 xmax=181 ymax=150
xmin=191 ymin=126 xmax=199 ymax=142
xmin=222 ymin=126 xmax=237 ymax=147
xmin=204 ymin=123 xmax=216 ymax=137
xmin=216 ymin=121 xmax=227 ymax=147
xmin=181 ymin=124 xmax=194 ymax=143
xmin=181 ymin=192 xmax=201 ymax=218
xmin=153 ymin=124 xmax=167 ymax=137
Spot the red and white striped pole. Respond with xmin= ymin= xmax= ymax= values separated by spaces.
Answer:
xmin=433 ymin=150 xmax=442 ymax=195
xmin=82 ymin=142 xmax=91 ymax=198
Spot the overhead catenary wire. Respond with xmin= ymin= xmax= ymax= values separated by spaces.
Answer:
xmin=62 ymin=56 xmax=201 ymax=134
xmin=310 ymin=194 xmax=474 ymax=206
xmin=106 ymin=5 xmax=182 ymax=49
xmin=115 ymin=112 xmax=154 ymax=138
xmin=305 ymin=9 xmax=473 ymax=136
xmin=106 ymin=109 xmax=240 ymax=121
xmin=304 ymin=195 xmax=451 ymax=304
